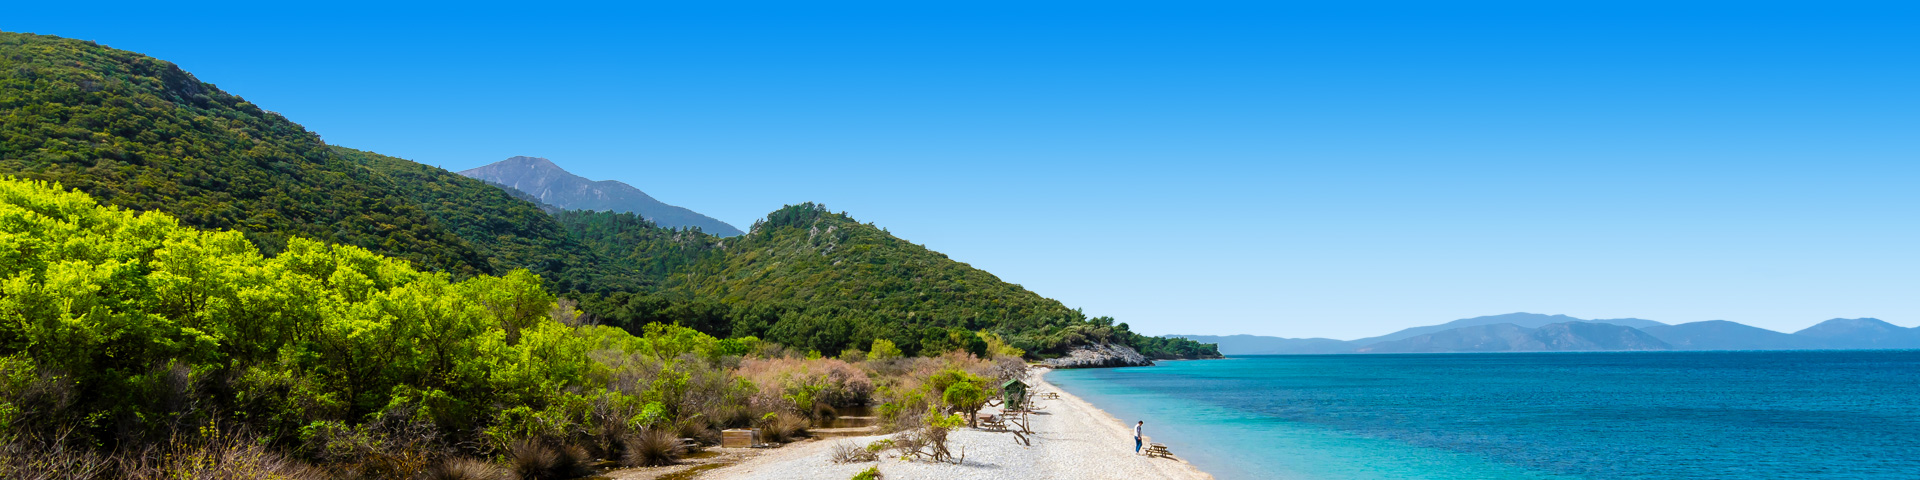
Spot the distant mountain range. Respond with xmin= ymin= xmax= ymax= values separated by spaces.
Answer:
xmin=460 ymin=156 xmax=745 ymax=236
xmin=1175 ymin=313 xmax=1920 ymax=354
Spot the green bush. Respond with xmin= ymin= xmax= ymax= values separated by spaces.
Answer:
xmin=0 ymin=177 xmax=756 ymax=468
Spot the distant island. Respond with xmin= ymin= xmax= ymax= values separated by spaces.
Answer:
xmin=1176 ymin=312 xmax=1920 ymax=354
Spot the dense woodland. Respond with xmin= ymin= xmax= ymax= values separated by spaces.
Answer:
xmin=568 ymin=203 xmax=1217 ymax=360
xmin=0 ymin=31 xmax=1215 ymax=477
xmin=335 ymin=146 xmax=644 ymax=294
xmin=0 ymin=33 xmax=492 ymax=275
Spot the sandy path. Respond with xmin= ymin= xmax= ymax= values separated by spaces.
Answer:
xmin=687 ymin=367 xmax=1213 ymax=480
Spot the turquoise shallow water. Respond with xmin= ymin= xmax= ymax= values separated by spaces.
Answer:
xmin=1047 ymin=351 xmax=1920 ymax=479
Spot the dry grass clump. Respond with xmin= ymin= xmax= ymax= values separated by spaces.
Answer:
xmin=622 ymin=428 xmax=684 ymax=467
xmin=830 ymin=441 xmax=878 ymax=464
xmin=673 ymin=418 xmax=716 ymax=452
xmin=0 ymin=432 xmax=114 ymax=480
xmin=109 ymin=427 xmax=329 ymax=480
xmin=507 ymin=438 xmax=594 ymax=480
xmin=295 ymin=406 xmax=448 ymax=479
xmin=756 ymin=412 xmax=810 ymax=443
xmin=416 ymin=457 xmax=510 ymax=480
xmin=4 ymin=428 xmax=326 ymax=480
xmin=890 ymin=424 xmax=962 ymax=465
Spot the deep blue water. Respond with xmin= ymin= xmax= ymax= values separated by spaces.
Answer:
xmin=1047 ymin=351 xmax=1920 ymax=479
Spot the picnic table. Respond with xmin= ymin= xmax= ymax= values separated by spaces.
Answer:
xmin=979 ymin=415 xmax=1007 ymax=431
xmin=1144 ymin=442 xmax=1173 ymax=458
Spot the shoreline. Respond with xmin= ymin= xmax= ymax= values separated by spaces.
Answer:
xmin=1031 ymin=368 xmax=1216 ymax=479
xmin=650 ymin=366 xmax=1214 ymax=480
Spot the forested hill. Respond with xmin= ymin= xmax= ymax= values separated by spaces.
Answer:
xmin=333 ymin=146 xmax=647 ymax=293
xmin=570 ymin=203 xmax=1220 ymax=360
xmin=0 ymin=32 xmax=492 ymax=274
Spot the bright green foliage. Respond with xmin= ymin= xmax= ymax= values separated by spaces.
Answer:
xmin=580 ymin=322 xmax=743 ymax=362
xmin=941 ymin=381 xmax=988 ymax=428
xmin=924 ymin=407 xmax=966 ymax=429
xmin=977 ymin=330 xmax=1025 ymax=358
xmin=924 ymin=369 xmax=988 ymax=403
xmin=869 ymin=339 xmax=904 ymax=360
xmin=852 ymin=466 xmax=881 ymax=480
xmin=0 ymin=355 xmax=31 ymax=432
xmin=0 ymin=176 xmax=746 ymax=452
xmin=0 ymin=32 xmax=491 ymax=274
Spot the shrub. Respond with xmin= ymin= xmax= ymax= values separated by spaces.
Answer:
xmin=673 ymin=418 xmax=715 ymax=452
xmin=736 ymin=358 xmax=874 ymax=410
xmin=987 ymin=357 xmax=1029 ymax=386
xmin=754 ymin=411 xmax=811 ymax=444
xmin=622 ymin=428 xmax=683 ymax=467
xmin=871 ymin=387 xmax=927 ymax=433
xmin=831 ymin=440 xmax=878 ymax=464
xmin=852 ymin=465 xmax=882 ymax=480
xmin=868 ymin=340 xmax=904 ymax=361
xmin=717 ymin=405 xmax=755 ymax=430
xmin=417 ymin=457 xmax=509 ymax=480
xmin=942 ymin=382 xmax=988 ymax=428
xmin=893 ymin=425 xmax=961 ymax=464
xmin=506 ymin=439 xmax=593 ymax=480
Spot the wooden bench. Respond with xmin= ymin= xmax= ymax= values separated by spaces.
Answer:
xmin=1144 ymin=442 xmax=1173 ymax=458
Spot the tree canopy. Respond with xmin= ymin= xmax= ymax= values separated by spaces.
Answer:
xmin=0 ymin=32 xmax=491 ymax=274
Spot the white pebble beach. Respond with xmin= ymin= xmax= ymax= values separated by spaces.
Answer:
xmin=695 ymin=367 xmax=1213 ymax=480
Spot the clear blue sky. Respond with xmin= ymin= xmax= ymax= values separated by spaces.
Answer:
xmin=9 ymin=1 xmax=1916 ymax=338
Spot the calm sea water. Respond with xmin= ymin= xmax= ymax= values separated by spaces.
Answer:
xmin=1047 ymin=351 xmax=1920 ymax=479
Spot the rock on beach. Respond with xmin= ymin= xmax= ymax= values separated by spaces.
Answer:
xmin=1042 ymin=343 xmax=1154 ymax=369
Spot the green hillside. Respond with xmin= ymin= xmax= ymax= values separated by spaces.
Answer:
xmin=570 ymin=203 xmax=1220 ymax=359
xmin=0 ymin=32 xmax=496 ymax=275
xmin=553 ymin=209 xmax=725 ymax=283
xmin=335 ymin=146 xmax=645 ymax=293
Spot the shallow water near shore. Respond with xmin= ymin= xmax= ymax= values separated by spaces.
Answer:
xmin=1047 ymin=351 xmax=1920 ymax=480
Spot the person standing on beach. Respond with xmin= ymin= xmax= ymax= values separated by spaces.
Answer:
xmin=1134 ymin=421 xmax=1145 ymax=454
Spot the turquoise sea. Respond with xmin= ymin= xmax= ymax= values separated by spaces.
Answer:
xmin=1047 ymin=351 xmax=1920 ymax=479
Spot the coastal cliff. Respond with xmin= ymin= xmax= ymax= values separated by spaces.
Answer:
xmin=1042 ymin=343 xmax=1155 ymax=368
